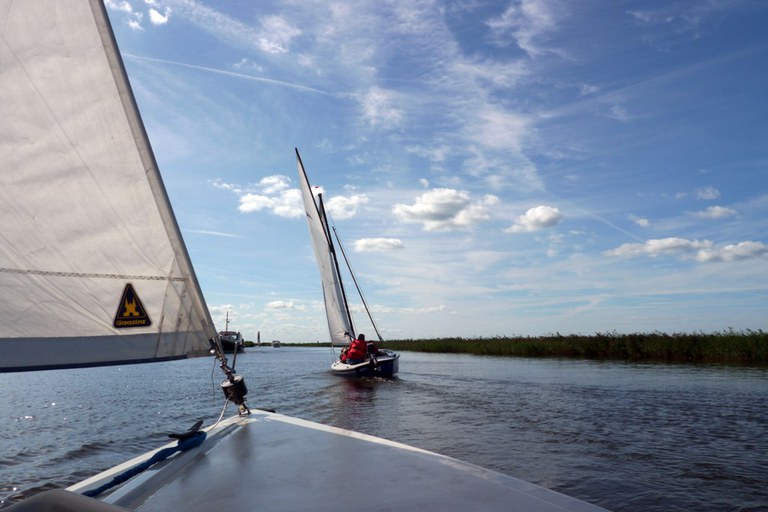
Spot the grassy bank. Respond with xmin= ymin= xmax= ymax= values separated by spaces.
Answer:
xmin=377 ymin=330 xmax=768 ymax=366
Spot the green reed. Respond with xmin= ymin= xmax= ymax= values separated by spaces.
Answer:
xmin=379 ymin=329 xmax=767 ymax=365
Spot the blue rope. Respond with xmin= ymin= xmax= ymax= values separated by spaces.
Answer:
xmin=82 ymin=431 xmax=207 ymax=498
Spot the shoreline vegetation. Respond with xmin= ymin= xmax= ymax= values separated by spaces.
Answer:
xmin=285 ymin=330 xmax=767 ymax=366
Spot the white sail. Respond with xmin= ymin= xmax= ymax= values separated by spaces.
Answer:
xmin=0 ymin=0 xmax=215 ymax=371
xmin=296 ymin=150 xmax=354 ymax=345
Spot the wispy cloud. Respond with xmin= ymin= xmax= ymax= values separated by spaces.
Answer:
xmin=267 ymin=300 xmax=305 ymax=310
xmin=358 ymin=87 xmax=403 ymax=129
xmin=187 ymin=229 xmax=243 ymax=238
xmin=629 ymin=215 xmax=650 ymax=228
xmin=696 ymin=186 xmax=721 ymax=200
xmin=486 ymin=0 xmax=561 ymax=58
xmin=693 ymin=206 xmax=737 ymax=220
xmin=354 ymin=238 xmax=405 ymax=252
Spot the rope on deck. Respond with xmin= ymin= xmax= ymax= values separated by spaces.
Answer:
xmin=82 ymin=431 xmax=207 ymax=498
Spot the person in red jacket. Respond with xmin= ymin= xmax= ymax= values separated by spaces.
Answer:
xmin=341 ymin=333 xmax=367 ymax=364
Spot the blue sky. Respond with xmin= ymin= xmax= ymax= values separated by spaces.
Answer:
xmin=104 ymin=0 xmax=768 ymax=343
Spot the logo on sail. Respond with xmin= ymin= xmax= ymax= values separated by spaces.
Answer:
xmin=113 ymin=283 xmax=152 ymax=328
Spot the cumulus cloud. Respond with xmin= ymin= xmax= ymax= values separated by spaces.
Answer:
xmin=259 ymin=175 xmax=292 ymax=194
xmin=393 ymin=188 xmax=498 ymax=231
xmin=216 ymin=175 xmax=366 ymax=220
xmin=693 ymin=205 xmax=737 ymax=219
xmin=213 ymin=175 xmax=303 ymax=218
xmin=354 ymin=238 xmax=405 ymax=252
xmin=604 ymin=238 xmax=767 ymax=262
xmin=326 ymin=194 xmax=369 ymax=220
xmin=696 ymin=241 xmax=768 ymax=262
xmin=505 ymin=205 xmax=563 ymax=233
xmin=106 ymin=0 xmax=132 ymax=13
xmin=105 ymin=0 xmax=144 ymax=29
xmin=149 ymin=7 xmax=170 ymax=25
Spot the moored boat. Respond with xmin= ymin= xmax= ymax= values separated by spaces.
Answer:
xmin=218 ymin=311 xmax=244 ymax=353
xmin=219 ymin=330 xmax=245 ymax=353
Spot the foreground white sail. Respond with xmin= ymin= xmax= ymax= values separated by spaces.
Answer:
xmin=0 ymin=0 xmax=213 ymax=371
xmin=1 ymin=2 xmax=608 ymax=511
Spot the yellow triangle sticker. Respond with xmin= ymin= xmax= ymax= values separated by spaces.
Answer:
xmin=113 ymin=283 xmax=152 ymax=329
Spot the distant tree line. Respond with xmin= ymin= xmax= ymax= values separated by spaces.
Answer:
xmin=377 ymin=330 xmax=767 ymax=366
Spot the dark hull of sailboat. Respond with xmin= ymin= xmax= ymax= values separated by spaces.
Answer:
xmin=330 ymin=352 xmax=399 ymax=378
xmin=220 ymin=340 xmax=244 ymax=353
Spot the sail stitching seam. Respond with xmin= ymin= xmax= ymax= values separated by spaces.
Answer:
xmin=0 ymin=267 xmax=183 ymax=281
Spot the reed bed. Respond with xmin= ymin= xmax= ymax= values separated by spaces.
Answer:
xmin=379 ymin=330 xmax=768 ymax=366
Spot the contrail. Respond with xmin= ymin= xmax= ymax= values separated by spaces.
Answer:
xmin=123 ymin=53 xmax=337 ymax=96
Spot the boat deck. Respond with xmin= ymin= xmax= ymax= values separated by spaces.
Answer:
xmin=66 ymin=409 xmax=608 ymax=511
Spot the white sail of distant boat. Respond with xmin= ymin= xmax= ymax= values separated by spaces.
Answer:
xmin=296 ymin=150 xmax=355 ymax=346
xmin=0 ymin=3 xmax=608 ymax=511
xmin=296 ymin=149 xmax=399 ymax=377
xmin=0 ymin=0 xmax=213 ymax=372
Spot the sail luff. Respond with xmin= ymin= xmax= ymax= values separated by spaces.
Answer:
xmin=0 ymin=0 xmax=214 ymax=371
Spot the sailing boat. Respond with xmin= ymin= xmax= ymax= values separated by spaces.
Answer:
xmin=296 ymin=150 xmax=400 ymax=377
xmin=219 ymin=311 xmax=245 ymax=353
xmin=0 ymin=2 xmax=608 ymax=511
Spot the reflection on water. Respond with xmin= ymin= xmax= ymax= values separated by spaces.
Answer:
xmin=1 ymin=347 xmax=767 ymax=511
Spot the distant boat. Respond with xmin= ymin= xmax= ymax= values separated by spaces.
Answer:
xmin=0 ymin=3 xmax=607 ymax=511
xmin=219 ymin=331 xmax=245 ymax=353
xmin=218 ymin=312 xmax=244 ymax=353
xmin=272 ymin=339 xmax=281 ymax=348
xmin=296 ymin=149 xmax=399 ymax=378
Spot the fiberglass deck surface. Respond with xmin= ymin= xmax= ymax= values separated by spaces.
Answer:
xmin=112 ymin=412 xmax=607 ymax=512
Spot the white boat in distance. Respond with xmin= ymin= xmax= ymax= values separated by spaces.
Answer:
xmin=296 ymin=150 xmax=400 ymax=378
xmin=0 ymin=1 xmax=608 ymax=511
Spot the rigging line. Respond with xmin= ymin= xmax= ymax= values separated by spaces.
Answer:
xmin=0 ymin=267 xmax=185 ymax=281
xmin=211 ymin=397 xmax=231 ymax=430
xmin=330 ymin=225 xmax=384 ymax=343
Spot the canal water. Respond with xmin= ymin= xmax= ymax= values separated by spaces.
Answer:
xmin=1 ymin=347 xmax=766 ymax=510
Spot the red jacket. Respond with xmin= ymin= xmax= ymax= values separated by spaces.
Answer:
xmin=345 ymin=337 xmax=367 ymax=361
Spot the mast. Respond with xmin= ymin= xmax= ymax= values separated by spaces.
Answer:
xmin=317 ymin=194 xmax=356 ymax=337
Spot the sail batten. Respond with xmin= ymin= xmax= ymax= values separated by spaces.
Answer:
xmin=0 ymin=0 xmax=215 ymax=372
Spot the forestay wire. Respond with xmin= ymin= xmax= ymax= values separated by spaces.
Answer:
xmin=330 ymin=224 xmax=384 ymax=343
